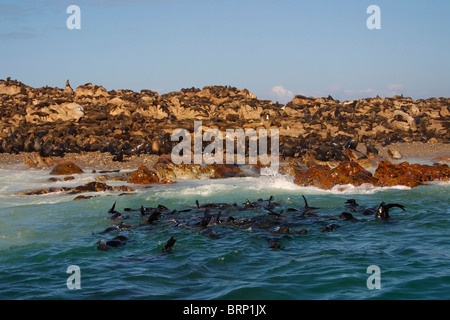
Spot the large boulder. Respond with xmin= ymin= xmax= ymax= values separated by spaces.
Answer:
xmin=127 ymin=166 xmax=160 ymax=184
xmin=374 ymin=161 xmax=450 ymax=187
xmin=294 ymin=161 xmax=378 ymax=190
xmin=50 ymin=162 xmax=84 ymax=175
xmin=206 ymin=164 xmax=243 ymax=179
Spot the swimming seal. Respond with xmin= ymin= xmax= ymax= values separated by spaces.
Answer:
xmin=375 ymin=202 xmax=406 ymax=220
xmin=98 ymin=225 xmax=120 ymax=234
xmin=96 ymin=235 xmax=128 ymax=251
xmin=200 ymin=229 xmax=218 ymax=238
xmin=244 ymin=199 xmax=255 ymax=209
xmin=199 ymin=210 xmax=212 ymax=229
xmin=322 ymin=223 xmax=340 ymax=232
xmin=339 ymin=212 xmax=361 ymax=222
xmin=301 ymin=195 xmax=319 ymax=216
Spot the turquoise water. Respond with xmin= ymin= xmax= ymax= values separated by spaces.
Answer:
xmin=0 ymin=167 xmax=449 ymax=300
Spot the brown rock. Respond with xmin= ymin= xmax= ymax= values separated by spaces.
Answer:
xmin=24 ymin=153 xmax=58 ymax=168
xmin=50 ymin=162 xmax=84 ymax=175
xmin=127 ymin=165 xmax=160 ymax=184
xmin=387 ymin=148 xmax=403 ymax=160
xmin=70 ymin=181 xmax=131 ymax=193
xmin=433 ymin=156 xmax=450 ymax=164
xmin=374 ymin=160 xmax=450 ymax=187
xmin=208 ymin=164 xmax=243 ymax=179
xmin=325 ymin=161 xmax=378 ymax=189
xmin=294 ymin=161 xmax=378 ymax=190
xmin=293 ymin=165 xmax=332 ymax=188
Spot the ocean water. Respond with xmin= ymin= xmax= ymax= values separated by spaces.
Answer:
xmin=0 ymin=166 xmax=449 ymax=300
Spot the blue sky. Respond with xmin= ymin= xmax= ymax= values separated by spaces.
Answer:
xmin=1 ymin=0 xmax=449 ymax=103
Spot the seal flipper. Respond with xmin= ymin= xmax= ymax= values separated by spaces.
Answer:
xmin=216 ymin=211 xmax=222 ymax=224
xmin=264 ymin=206 xmax=282 ymax=217
xmin=376 ymin=202 xmax=406 ymax=220
xmin=302 ymin=195 xmax=309 ymax=207
xmin=301 ymin=195 xmax=319 ymax=216
xmin=108 ymin=201 xmax=117 ymax=214
xmin=163 ymin=237 xmax=176 ymax=253
xmin=302 ymin=195 xmax=320 ymax=209
xmin=386 ymin=203 xmax=406 ymax=212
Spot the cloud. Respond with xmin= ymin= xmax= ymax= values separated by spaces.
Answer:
xmin=0 ymin=31 xmax=37 ymax=40
xmin=0 ymin=4 xmax=22 ymax=17
xmin=269 ymin=85 xmax=294 ymax=103
xmin=386 ymin=83 xmax=405 ymax=96
xmin=387 ymin=83 xmax=404 ymax=91
xmin=305 ymin=85 xmax=379 ymax=101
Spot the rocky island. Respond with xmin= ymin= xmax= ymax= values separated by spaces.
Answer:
xmin=1 ymin=78 xmax=449 ymax=194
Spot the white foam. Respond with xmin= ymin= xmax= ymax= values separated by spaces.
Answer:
xmin=424 ymin=180 xmax=450 ymax=186
xmin=328 ymin=183 xmax=411 ymax=195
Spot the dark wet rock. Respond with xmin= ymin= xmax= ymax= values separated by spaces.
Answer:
xmin=73 ymin=195 xmax=99 ymax=201
xmin=15 ymin=181 xmax=134 ymax=196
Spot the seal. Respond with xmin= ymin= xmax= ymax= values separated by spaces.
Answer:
xmin=244 ymin=199 xmax=255 ymax=209
xmin=264 ymin=206 xmax=283 ymax=217
xmin=199 ymin=210 xmax=212 ymax=229
xmin=339 ymin=212 xmax=360 ymax=222
xmin=345 ymin=199 xmax=362 ymax=213
xmin=365 ymin=141 xmax=379 ymax=155
xmin=344 ymin=134 xmax=359 ymax=150
xmin=96 ymin=235 xmax=128 ymax=251
xmin=109 ymin=212 xmax=128 ymax=221
xmin=301 ymin=195 xmax=319 ymax=216
xmin=375 ymin=202 xmax=406 ymax=220
xmin=98 ymin=225 xmax=120 ymax=234
xmin=263 ymin=195 xmax=280 ymax=208
xmin=322 ymin=223 xmax=340 ymax=232
xmin=361 ymin=202 xmax=406 ymax=219
xmin=200 ymin=228 xmax=218 ymax=238
xmin=196 ymin=199 xmax=221 ymax=209
xmin=139 ymin=210 xmax=161 ymax=225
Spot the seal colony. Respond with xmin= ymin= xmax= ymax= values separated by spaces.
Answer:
xmin=0 ymin=79 xmax=448 ymax=251
xmin=0 ymin=79 xmax=448 ymax=164
xmin=93 ymin=195 xmax=407 ymax=251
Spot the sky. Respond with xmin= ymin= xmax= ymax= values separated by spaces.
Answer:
xmin=0 ymin=0 xmax=449 ymax=103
